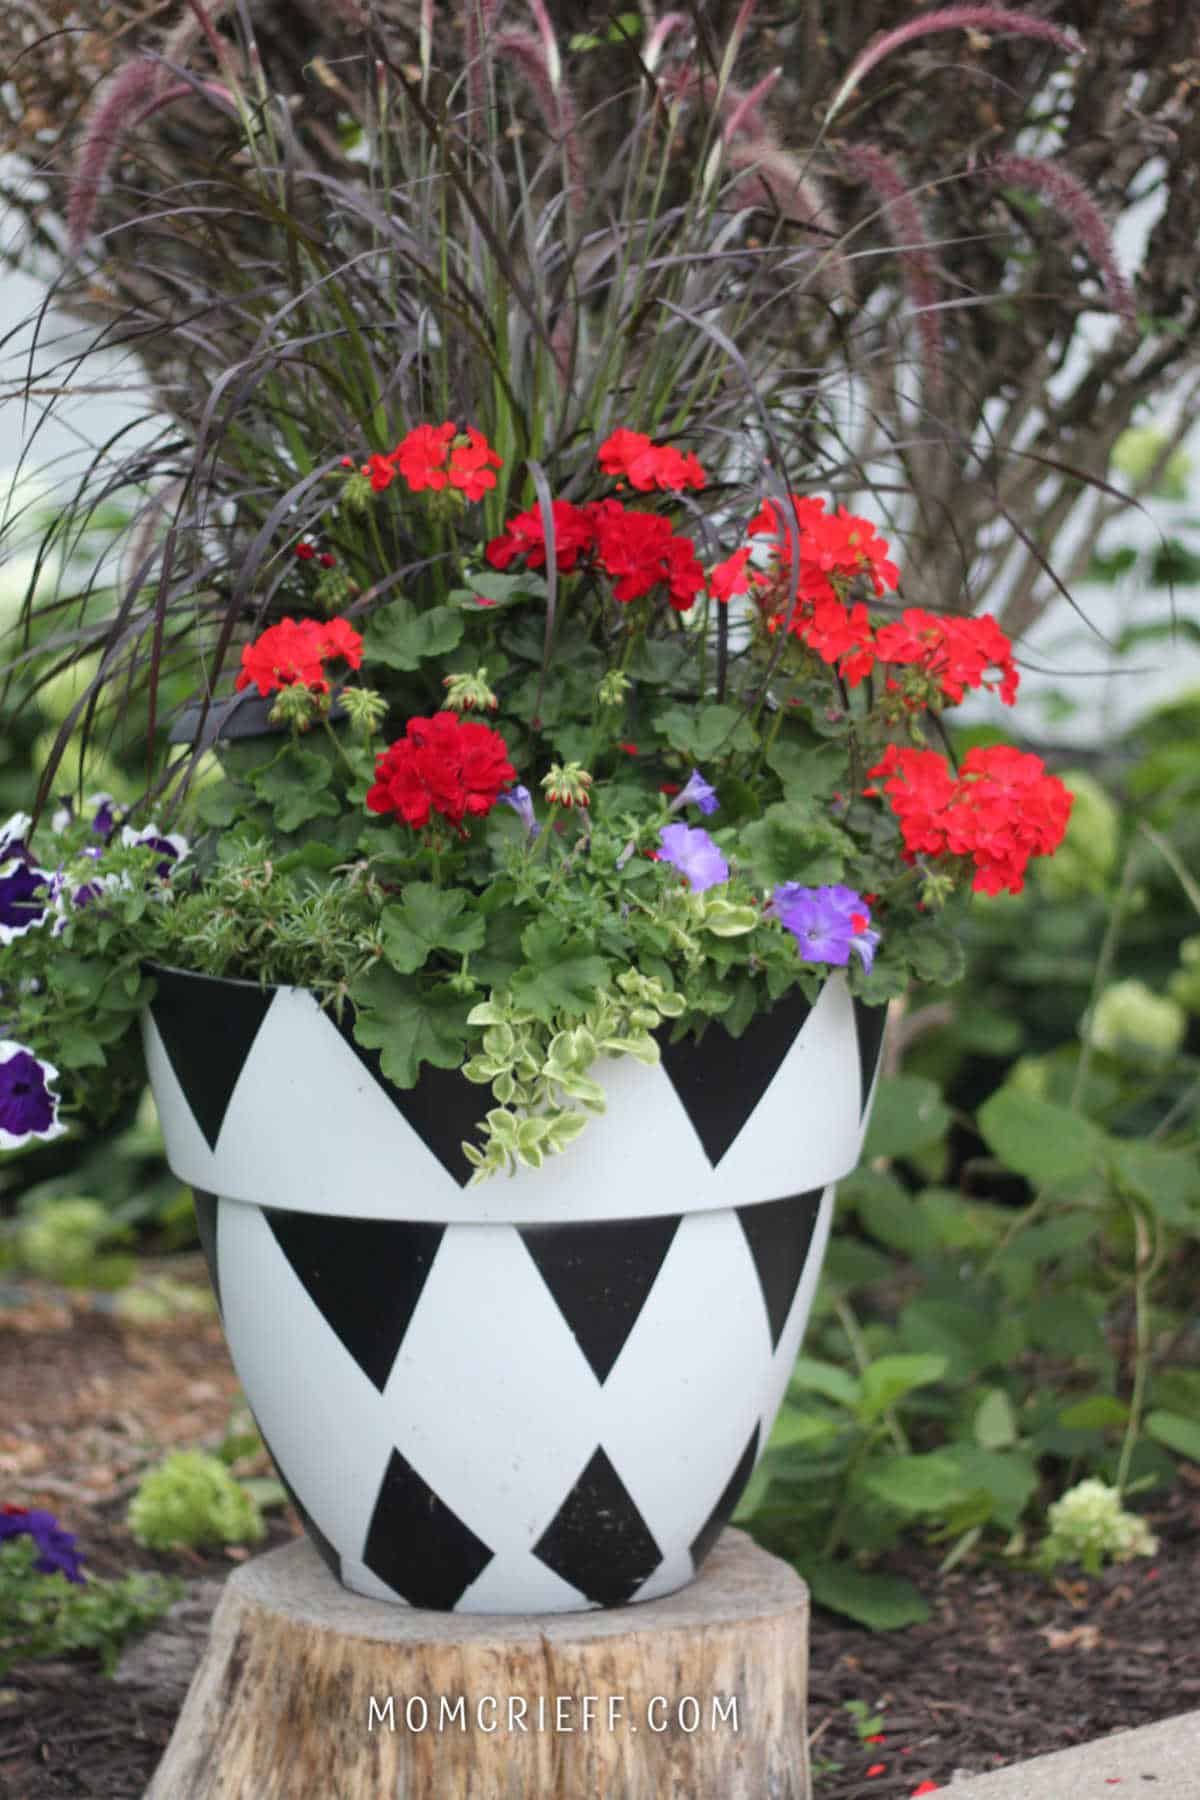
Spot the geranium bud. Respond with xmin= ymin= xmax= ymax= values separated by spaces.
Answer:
xmin=443 ymin=667 xmax=499 ymax=713
xmin=541 ymin=762 xmax=593 ymax=809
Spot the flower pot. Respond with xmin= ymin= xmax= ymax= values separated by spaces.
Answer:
xmin=143 ymin=964 xmax=886 ymax=1614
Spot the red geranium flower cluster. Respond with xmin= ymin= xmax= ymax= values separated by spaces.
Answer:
xmin=235 ymin=617 xmax=363 ymax=696
xmin=359 ymin=422 xmax=502 ymax=501
xmin=868 ymin=742 xmax=1073 ymax=895
xmin=874 ymin=609 xmax=1019 ymax=706
xmin=598 ymin=429 xmax=706 ymax=493
xmin=366 ymin=712 xmax=517 ymax=831
xmin=749 ymin=494 xmax=900 ymax=602
xmin=486 ymin=498 xmax=704 ymax=611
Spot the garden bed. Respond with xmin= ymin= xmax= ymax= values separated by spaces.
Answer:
xmin=2 ymin=1278 xmax=1198 ymax=1799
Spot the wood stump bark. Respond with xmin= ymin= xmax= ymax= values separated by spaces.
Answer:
xmin=147 ymin=1528 xmax=810 ymax=1799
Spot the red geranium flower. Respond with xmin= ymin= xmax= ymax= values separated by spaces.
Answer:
xmin=598 ymin=429 xmax=706 ymax=492
xmin=590 ymin=500 xmax=704 ymax=611
xmin=235 ymin=617 xmax=364 ymax=697
xmin=709 ymin=545 xmax=754 ymax=604
xmin=486 ymin=499 xmax=596 ymax=573
xmin=448 ymin=426 xmax=503 ymax=501
xmin=366 ymin=713 xmax=516 ymax=831
xmin=394 ymin=421 xmax=456 ymax=492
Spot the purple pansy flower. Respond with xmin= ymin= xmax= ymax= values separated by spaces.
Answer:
xmin=657 ymin=822 xmax=730 ymax=893
xmin=0 ymin=1041 xmax=66 ymax=1150
xmin=497 ymin=785 xmax=540 ymax=840
xmin=120 ymin=823 xmax=188 ymax=878
xmin=0 ymin=1506 xmax=87 ymax=1584
xmin=671 ymin=768 xmax=719 ymax=817
xmin=768 ymin=882 xmax=880 ymax=973
xmin=89 ymin=794 xmax=121 ymax=840
xmin=0 ymin=857 xmax=50 ymax=945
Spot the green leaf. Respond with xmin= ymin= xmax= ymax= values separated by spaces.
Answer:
xmin=364 ymin=600 xmax=464 ymax=671
xmin=845 ymin=1170 xmax=940 ymax=1258
xmin=1146 ymin=1409 xmax=1200 ymax=1462
xmin=765 ymin=734 xmax=842 ymax=800
xmin=1108 ymin=1139 xmax=1200 ymax=1224
xmin=1058 ymin=1395 xmax=1129 ymax=1431
xmin=252 ymin=746 xmax=339 ymax=833
xmin=349 ymin=969 xmax=473 ymax=1088
xmin=1028 ymin=1293 xmax=1107 ymax=1360
xmin=653 ymin=703 xmax=758 ymax=760
xmin=787 ymin=1356 xmax=861 ymax=1410
xmin=447 ymin=569 xmax=543 ymax=610
xmin=974 ymin=1387 xmax=1018 ymax=1449
xmin=944 ymin=1446 xmax=1038 ymax=1530
xmin=800 ymin=1559 xmax=930 ymax=1630
xmin=766 ymin=1409 xmax=843 ymax=1451
xmin=380 ymin=885 xmax=487 ymax=974
xmin=861 ymin=1076 xmax=951 ymax=1160
xmin=195 ymin=782 xmax=246 ymax=828
xmin=739 ymin=801 xmax=850 ymax=888
xmin=509 ymin=922 xmax=610 ymax=1020
xmin=857 ymin=1354 xmax=947 ymax=1424
xmin=899 ymin=1299 xmax=1012 ymax=1377
xmin=862 ymin=1451 xmax=970 ymax=1515
xmin=977 ymin=1088 xmax=1102 ymax=1188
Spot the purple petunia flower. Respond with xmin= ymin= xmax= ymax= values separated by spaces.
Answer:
xmin=120 ymin=823 xmax=188 ymax=879
xmin=768 ymin=882 xmax=880 ymax=973
xmin=0 ymin=1042 xmax=66 ymax=1151
xmin=0 ymin=857 xmax=50 ymax=946
xmin=497 ymin=784 xmax=540 ymax=840
xmin=657 ymin=822 xmax=730 ymax=893
xmin=89 ymin=794 xmax=121 ymax=840
xmin=0 ymin=1506 xmax=87 ymax=1584
xmin=671 ymin=768 xmax=719 ymax=817
xmin=0 ymin=813 xmax=33 ymax=858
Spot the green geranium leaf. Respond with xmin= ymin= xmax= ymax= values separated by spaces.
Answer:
xmin=800 ymin=1559 xmax=930 ymax=1630
xmin=380 ymin=884 xmax=487 ymax=974
xmin=739 ymin=801 xmax=851 ymax=888
xmin=977 ymin=1087 xmax=1102 ymax=1188
xmin=447 ymin=570 xmax=543 ymax=610
xmin=365 ymin=600 xmax=464 ymax=671
xmin=861 ymin=1075 xmax=951 ymax=1160
xmin=348 ymin=968 xmax=473 ymax=1088
xmin=251 ymin=747 xmax=340 ymax=833
xmin=509 ymin=921 xmax=610 ymax=1020
xmin=653 ymin=703 xmax=758 ymax=761
xmin=766 ymin=734 xmax=843 ymax=800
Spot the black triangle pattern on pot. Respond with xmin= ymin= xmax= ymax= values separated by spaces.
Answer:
xmin=256 ymin=1426 xmax=342 ymax=1585
xmin=852 ymin=998 xmax=889 ymax=1121
xmin=736 ymin=1189 xmax=824 ymax=1350
xmin=148 ymin=967 xmax=275 ymax=1151
xmin=658 ymin=984 xmax=815 ymax=1168
xmin=518 ymin=1215 xmax=683 ymax=1384
xmin=688 ymin=1425 xmax=761 ymax=1572
xmin=263 ymin=1210 xmax=445 ymax=1394
xmin=191 ymin=1191 xmax=221 ymax=1316
xmin=331 ymin=1011 xmax=479 ymax=1187
xmin=533 ymin=1447 xmax=663 ymax=1607
xmin=363 ymin=1447 xmax=493 ymax=1609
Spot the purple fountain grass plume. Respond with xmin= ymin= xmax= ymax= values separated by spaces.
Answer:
xmin=829 ymin=7 xmax=1084 ymax=123
xmin=67 ymin=56 xmax=163 ymax=256
xmin=725 ymin=139 xmax=853 ymax=302
xmin=161 ymin=0 xmax=233 ymax=75
xmin=67 ymin=56 xmax=239 ymax=256
xmin=464 ymin=0 xmax=502 ymax=128
xmin=493 ymin=28 xmax=584 ymax=207
xmin=721 ymin=66 xmax=782 ymax=144
xmin=183 ymin=0 xmax=235 ymax=70
xmin=983 ymin=153 xmax=1137 ymax=332
xmin=526 ymin=0 xmax=562 ymax=93
xmin=841 ymin=141 xmax=944 ymax=396
xmin=644 ymin=11 xmax=690 ymax=74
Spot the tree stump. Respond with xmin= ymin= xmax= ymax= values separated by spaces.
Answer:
xmin=147 ymin=1528 xmax=810 ymax=1799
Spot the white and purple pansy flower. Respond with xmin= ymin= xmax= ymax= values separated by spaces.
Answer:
xmin=0 ymin=856 xmax=51 ymax=945
xmin=768 ymin=882 xmax=880 ymax=973
xmin=0 ymin=1041 xmax=66 ymax=1150
xmin=657 ymin=822 xmax=730 ymax=893
xmin=0 ymin=813 xmax=34 ymax=858
xmin=120 ymin=824 xmax=188 ymax=878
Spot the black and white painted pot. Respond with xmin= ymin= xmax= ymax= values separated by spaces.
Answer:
xmin=142 ymin=964 xmax=886 ymax=1615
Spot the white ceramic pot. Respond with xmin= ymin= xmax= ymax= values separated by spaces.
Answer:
xmin=143 ymin=964 xmax=885 ymax=1614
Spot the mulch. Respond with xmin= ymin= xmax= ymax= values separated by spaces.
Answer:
xmin=2 ymin=1281 xmax=1198 ymax=1800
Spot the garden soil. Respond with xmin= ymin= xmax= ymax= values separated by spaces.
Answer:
xmin=2 ymin=1275 xmax=1198 ymax=1800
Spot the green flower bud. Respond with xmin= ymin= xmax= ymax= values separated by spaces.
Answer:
xmin=598 ymin=669 xmax=633 ymax=708
xmin=1039 ymin=1478 xmax=1156 ymax=1574
xmin=268 ymin=684 xmax=327 ymax=733
xmin=541 ymin=762 xmax=594 ymax=809
xmin=443 ymin=667 xmax=499 ymax=713
xmin=340 ymin=686 xmax=388 ymax=738
xmin=340 ymin=471 xmax=375 ymax=513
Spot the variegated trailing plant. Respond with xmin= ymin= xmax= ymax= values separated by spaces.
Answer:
xmin=0 ymin=1 xmax=1128 ymax=1176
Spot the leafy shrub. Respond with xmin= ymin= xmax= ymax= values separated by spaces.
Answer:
xmin=0 ymin=1536 xmax=179 ymax=1677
